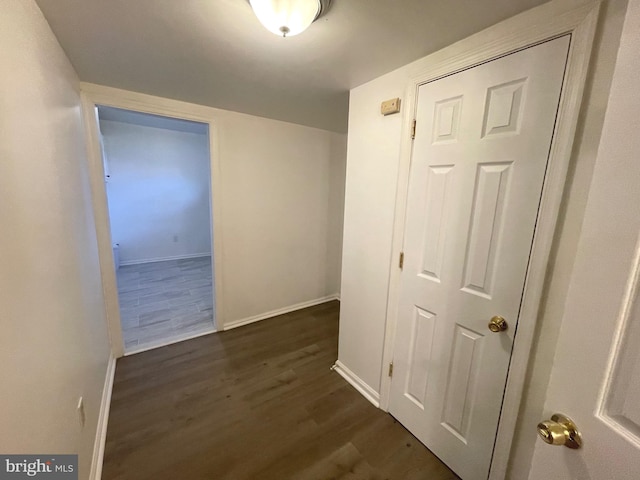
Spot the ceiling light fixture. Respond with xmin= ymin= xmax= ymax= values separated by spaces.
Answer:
xmin=249 ymin=0 xmax=332 ymax=37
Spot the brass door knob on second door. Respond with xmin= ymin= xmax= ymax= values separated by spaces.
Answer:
xmin=537 ymin=414 xmax=582 ymax=449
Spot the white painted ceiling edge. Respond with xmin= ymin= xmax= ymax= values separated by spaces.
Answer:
xmin=34 ymin=0 xmax=551 ymax=133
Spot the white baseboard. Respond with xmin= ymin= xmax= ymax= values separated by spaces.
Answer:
xmin=333 ymin=360 xmax=380 ymax=408
xmin=119 ymin=252 xmax=211 ymax=266
xmin=89 ymin=354 xmax=116 ymax=480
xmin=223 ymin=294 xmax=340 ymax=331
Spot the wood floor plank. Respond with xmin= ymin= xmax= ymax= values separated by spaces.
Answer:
xmin=102 ymin=300 xmax=459 ymax=480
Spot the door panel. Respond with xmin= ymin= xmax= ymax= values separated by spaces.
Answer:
xmin=420 ymin=165 xmax=453 ymax=281
xmin=441 ymin=324 xmax=484 ymax=442
xmin=462 ymin=161 xmax=512 ymax=299
xmin=406 ymin=307 xmax=437 ymax=407
xmin=390 ymin=36 xmax=570 ymax=480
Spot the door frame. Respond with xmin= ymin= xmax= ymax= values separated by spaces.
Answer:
xmin=378 ymin=1 xmax=600 ymax=478
xmin=80 ymin=83 xmax=226 ymax=358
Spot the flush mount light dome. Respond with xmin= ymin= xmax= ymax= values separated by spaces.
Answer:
xmin=249 ymin=0 xmax=332 ymax=37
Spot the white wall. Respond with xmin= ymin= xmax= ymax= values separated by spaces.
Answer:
xmin=100 ymin=120 xmax=211 ymax=264
xmin=339 ymin=67 xmax=408 ymax=392
xmin=338 ymin=0 xmax=628 ymax=474
xmin=0 ymin=1 xmax=111 ymax=479
xmin=326 ymin=134 xmax=348 ymax=296
xmin=213 ymin=111 xmax=346 ymax=323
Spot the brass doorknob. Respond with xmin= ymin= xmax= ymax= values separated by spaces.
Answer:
xmin=537 ymin=413 xmax=582 ymax=449
xmin=488 ymin=315 xmax=508 ymax=332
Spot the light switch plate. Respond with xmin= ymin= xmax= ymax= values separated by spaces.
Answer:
xmin=381 ymin=98 xmax=401 ymax=116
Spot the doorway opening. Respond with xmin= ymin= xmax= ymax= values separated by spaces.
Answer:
xmin=96 ymin=106 xmax=216 ymax=354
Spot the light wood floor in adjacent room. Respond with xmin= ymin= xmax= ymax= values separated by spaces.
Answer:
xmin=102 ymin=301 xmax=459 ymax=480
xmin=116 ymin=256 xmax=214 ymax=352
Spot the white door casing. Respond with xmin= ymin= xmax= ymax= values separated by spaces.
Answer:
xmin=80 ymin=84 xmax=226 ymax=357
xmin=389 ymin=37 xmax=570 ymax=480
xmin=529 ymin=1 xmax=640 ymax=478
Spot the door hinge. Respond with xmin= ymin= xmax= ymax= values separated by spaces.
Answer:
xmin=388 ymin=361 xmax=394 ymax=377
xmin=411 ymin=119 xmax=417 ymax=139
xmin=399 ymin=251 xmax=404 ymax=270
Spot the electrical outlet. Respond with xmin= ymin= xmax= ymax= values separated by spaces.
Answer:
xmin=77 ymin=397 xmax=85 ymax=428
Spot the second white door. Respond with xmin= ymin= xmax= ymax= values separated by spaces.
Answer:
xmin=389 ymin=36 xmax=570 ymax=479
xmin=529 ymin=1 xmax=640 ymax=477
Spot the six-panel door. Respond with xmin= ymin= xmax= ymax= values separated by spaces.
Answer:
xmin=389 ymin=36 xmax=570 ymax=480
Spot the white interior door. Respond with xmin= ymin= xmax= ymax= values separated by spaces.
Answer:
xmin=389 ymin=37 xmax=570 ymax=480
xmin=529 ymin=2 xmax=640 ymax=478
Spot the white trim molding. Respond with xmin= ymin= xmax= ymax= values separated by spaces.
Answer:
xmin=376 ymin=1 xmax=601 ymax=479
xmin=223 ymin=295 xmax=340 ymax=331
xmin=89 ymin=355 xmax=116 ymax=480
xmin=332 ymin=360 xmax=381 ymax=408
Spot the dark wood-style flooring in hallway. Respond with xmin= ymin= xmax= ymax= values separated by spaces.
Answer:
xmin=103 ymin=301 xmax=459 ymax=480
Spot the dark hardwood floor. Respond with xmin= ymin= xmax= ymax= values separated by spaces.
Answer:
xmin=103 ymin=300 xmax=459 ymax=480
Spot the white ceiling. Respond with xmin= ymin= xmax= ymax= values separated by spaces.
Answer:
xmin=35 ymin=0 xmax=549 ymax=133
